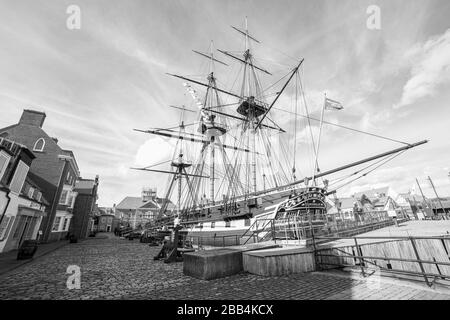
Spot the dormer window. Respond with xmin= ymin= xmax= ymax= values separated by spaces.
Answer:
xmin=33 ymin=138 xmax=45 ymax=152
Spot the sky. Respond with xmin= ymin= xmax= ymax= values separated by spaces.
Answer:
xmin=0 ymin=0 xmax=449 ymax=206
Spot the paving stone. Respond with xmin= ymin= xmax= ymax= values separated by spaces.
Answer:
xmin=0 ymin=236 xmax=449 ymax=300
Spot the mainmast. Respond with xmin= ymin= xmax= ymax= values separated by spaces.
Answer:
xmin=189 ymin=41 xmax=229 ymax=206
xmin=230 ymin=18 xmax=266 ymax=195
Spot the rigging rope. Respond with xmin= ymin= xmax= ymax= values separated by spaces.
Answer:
xmin=271 ymin=107 xmax=410 ymax=146
xmin=331 ymin=150 xmax=407 ymax=192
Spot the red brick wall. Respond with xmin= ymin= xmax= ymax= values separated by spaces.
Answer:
xmin=0 ymin=122 xmax=78 ymax=243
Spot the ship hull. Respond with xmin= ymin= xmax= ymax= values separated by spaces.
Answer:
xmin=181 ymin=186 xmax=328 ymax=241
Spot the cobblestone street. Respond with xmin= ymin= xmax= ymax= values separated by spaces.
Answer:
xmin=1 ymin=235 xmax=449 ymax=300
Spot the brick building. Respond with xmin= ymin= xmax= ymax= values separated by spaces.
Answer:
xmin=97 ymin=213 xmax=115 ymax=232
xmin=116 ymin=188 xmax=175 ymax=229
xmin=0 ymin=110 xmax=80 ymax=242
xmin=69 ymin=176 xmax=99 ymax=239
xmin=0 ymin=137 xmax=48 ymax=252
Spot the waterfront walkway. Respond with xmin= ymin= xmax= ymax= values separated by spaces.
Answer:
xmin=0 ymin=234 xmax=449 ymax=300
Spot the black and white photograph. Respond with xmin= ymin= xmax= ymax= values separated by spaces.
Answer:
xmin=0 ymin=0 xmax=450 ymax=310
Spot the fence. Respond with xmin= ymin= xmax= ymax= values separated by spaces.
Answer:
xmin=313 ymin=235 xmax=450 ymax=287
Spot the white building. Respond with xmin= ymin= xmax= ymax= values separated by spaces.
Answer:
xmin=0 ymin=138 xmax=47 ymax=253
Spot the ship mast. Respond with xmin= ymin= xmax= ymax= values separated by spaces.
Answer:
xmin=244 ymin=18 xmax=257 ymax=194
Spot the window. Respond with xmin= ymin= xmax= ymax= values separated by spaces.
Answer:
xmin=13 ymin=216 xmax=28 ymax=239
xmin=225 ymin=221 xmax=231 ymax=228
xmin=211 ymin=222 xmax=215 ymax=228
xmin=52 ymin=217 xmax=62 ymax=232
xmin=59 ymin=190 xmax=68 ymax=205
xmin=36 ymin=192 xmax=42 ymax=202
xmin=0 ymin=151 xmax=10 ymax=181
xmin=28 ymin=187 xmax=35 ymax=199
xmin=65 ymin=218 xmax=71 ymax=231
xmin=67 ymin=193 xmax=74 ymax=207
xmin=245 ymin=219 xmax=251 ymax=227
xmin=33 ymin=138 xmax=45 ymax=152
xmin=62 ymin=218 xmax=69 ymax=231
xmin=66 ymin=171 xmax=73 ymax=185
xmin=0 ymin=216 xmax=14 ymax=241
xmin=9 ymin=161 xmax=29 ymax=194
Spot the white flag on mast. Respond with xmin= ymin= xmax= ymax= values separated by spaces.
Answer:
xmin=325 ymin=97 xmax=344 ymax=110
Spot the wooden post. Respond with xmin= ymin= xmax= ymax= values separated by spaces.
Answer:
xmin=354 ymin=238 xmax=366 ymax=277
xmin=312 ymin=233 xmax=321 ymax=271
xmin=428 ymin=176 xmax=447 ymax=218
xmin=409 ymin=237 xmax=431 ymax=287
xmin=271 ymin=220 xmax=276 ymax=244
xmin=416 ymin=178 xmax=432 ymax=217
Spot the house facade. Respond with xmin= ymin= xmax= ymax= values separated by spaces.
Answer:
xmin=98 ymin=213 xmax=114 ymax=232
xmin=116 ymin=188 xmax=174 ymax=229
xmin=69 ymin=176 xmax=99 ymax=239
xmin=0 ymin=110 xmax=80 ymax=242
xmin=0 ymin=137 xmax=48 ymax=252
xmin=353 ymin=186 xmax=406 ymax=218
xmin=328 ymin=186 xmax=409 ymax=223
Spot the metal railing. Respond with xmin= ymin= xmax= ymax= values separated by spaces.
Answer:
xmin=241 ymin=218 xmax=274 ymax=245
xmin=313 ymin=235 xmax=450 ymax=287
xmin=242 ymin=216 xmax=329 ymax=245
xmin=241 ymin=214 xmax=398 ymax=245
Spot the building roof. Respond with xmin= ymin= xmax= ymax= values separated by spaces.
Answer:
xmin=139 ymin=200 xmax=159 ymax=209
xmin=353 ymin=186 xmax=390 ymax=199
xmin=74 ymin=179 xmax=97 ymax=194
xmin=116 ymin=196 xmax=175 ymax=211
xmin=339 ymin=197 xmax=357 ymax=209
xmin=155 ymin=197 xmax=176 ymax=210
xmin=22 ymin=176 xmax=50 ymax=206
xmin=429 ymin=199 xmax=450 ymax=209
xmin=116 ymin=196 xmax=146 ymax=210
xmin=371 ymin=196 xmax=388 ymax=207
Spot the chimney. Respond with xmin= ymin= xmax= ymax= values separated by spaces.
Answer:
xmin=19 ymin=109 xmax=46 ymax=128
xmin=51 ymin=137 xmax=58 ymax=144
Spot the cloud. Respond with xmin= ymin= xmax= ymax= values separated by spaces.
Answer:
xmin=394 ymin=28 xmax=450 ymax=108
xmin=134 ymin=137 xmax=175 ymax=167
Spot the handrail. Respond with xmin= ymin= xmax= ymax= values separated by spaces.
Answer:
xmin=315 ymin=235 xmax=450 ymax=240
xmin=241 ymin=218 xmax=275 ymax=245
xmin=314 ymin=235 xmax=450 ymax=287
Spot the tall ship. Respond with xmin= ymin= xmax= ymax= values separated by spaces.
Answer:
xmin=133 ymin=19 xmax=427 ymax=242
